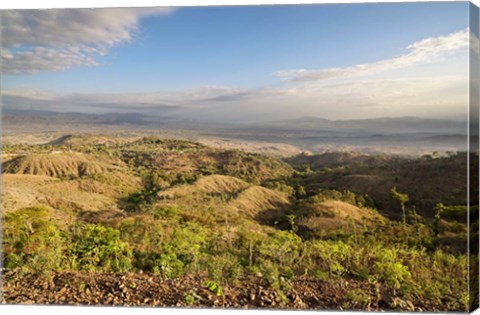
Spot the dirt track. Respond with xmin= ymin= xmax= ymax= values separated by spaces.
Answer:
xmin=0 ymin=270 xmax=449 ymax=312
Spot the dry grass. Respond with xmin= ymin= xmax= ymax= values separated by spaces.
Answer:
xmin=297 ymin=200 xmax=386 ymax=234
xmin=1 ymin=154 xmax=20 ymax=163
xmin=316 ymin=200 xmax=382 ymax=222
xmin=1 ymin=173 xmax=138 ymax=213
xmin=228 ymin=186 xmax=290 ymax=218
xmin=3 ymin=153 xmax=123 ymax=178
xmin=157 ymin=175 xmax=249 ymax=199
xmin=156 ymin=175 xmax=291 ymax=220
xmin=77 ymin=209 xmax=126 ymax=225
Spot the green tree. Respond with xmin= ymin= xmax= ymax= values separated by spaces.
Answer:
xmin=391 ymin=187 xmax=409 ymax=228
xmin=3 ymin=206 xmax=65 ymax=274
xmin=295 ymin=186 xmax=307 ymax=199
xmin=286 ymin=214 xmax=298 ymax=233
xmin=433 ymin=203 xmax=445 ymax=237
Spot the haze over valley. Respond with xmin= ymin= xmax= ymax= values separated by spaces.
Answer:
xmin=2 ymin=108 xmax=470 ymax=156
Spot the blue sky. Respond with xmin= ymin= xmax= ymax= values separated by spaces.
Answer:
xmin=1 ymin=3 xmax=472 ymax=121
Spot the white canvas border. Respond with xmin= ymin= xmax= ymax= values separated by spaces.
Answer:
xmin=0 ymin=1 xmax=478 ymax=315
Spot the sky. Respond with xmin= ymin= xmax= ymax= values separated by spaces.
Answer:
xmin=1 ymin=2 xmax=474 ymax=122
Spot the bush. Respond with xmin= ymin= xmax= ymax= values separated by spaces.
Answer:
xmin=3 ymin=206 xmax=65 ymax=274
xmin=308 ymin=240 xmax=351 ymax=278
xmin=344 ymin=289 xmax=370 ymax=309
xmin=153 ymin=205 xmax=182 ymax=220
xmin=168 ymin=222 xmax=209 ymax=271
xmin=119 ymin=216 xmax=166 ymax=253
xmin=201 ymin=253 xmax=243 ymax=285
xmin=71 ymin=224 xmax=133 ymax=272
xmin=311 ymin=189 xmax=364 ymax=207
xmin=373 ymin=249 xmax=411 ymax=293
xmin=265 ymin=181 xmax=295 ymax=195
xmin=155 ymin=246 xmax=185 ymax=278
xmin=258 ymin=230 xmax=302 ymax=267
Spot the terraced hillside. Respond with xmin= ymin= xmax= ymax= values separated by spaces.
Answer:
xmin=3 ymin=153 xmax=121 ymax=178
xmin=1 ymin=135 xmax=473 ymax=311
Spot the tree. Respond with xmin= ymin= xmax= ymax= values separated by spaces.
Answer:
xmin=3 ymin=206 xmax=65 ymax=274
xmin=433 ymin=203 xmax=445 ymax=237
xmin=286 ymin=214 xmax=298 ymax=233
xmin=391 ymin=187 xmax=409 ymax=228
xmin=295 ymin=186 xmax=307 ymax=199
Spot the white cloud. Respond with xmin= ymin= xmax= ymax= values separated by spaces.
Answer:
xmin=1 ymin=8 xmax=173 ymax=74
xmin=2 ymin=88 xmax=57 ymax=100
xmin=276 ymin=29 xmax=469 ymax=82
xmin=2 ymin=74 xmax=468 ymax=122
xmin=2 ymin=46 xmax=104 ymax=74
xmin=1 ymin=86 xmax=247 ymax=114
xmin=2 ymin=27 xmax=469 ymax=122
xmin=180 ymin=76 xmax=467 ymax=122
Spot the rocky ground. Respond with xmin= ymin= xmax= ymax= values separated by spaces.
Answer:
xmin=0 ymin=270 xmax=448 ymax=312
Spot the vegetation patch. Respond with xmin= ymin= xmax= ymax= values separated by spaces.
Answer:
xmin=1 ymin=136 xmax=474 ymax=312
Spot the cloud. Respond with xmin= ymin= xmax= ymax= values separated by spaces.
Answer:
xmin=276 ymin=29 xmax=469 ymax=82
xmin=2 ymin=27 xmax=469 ymax=122
xmin=1 ymin=46 xmax=104 ymax=73
xmin=1 ymin=86 xmax=247 ymax=114
xmin=1 ymin=8 xmax=173 ymax=74
xmin=2 ymin=74 xmax=468 ymax=122
xmin=184 ymin=77 xmax=467 ymax=122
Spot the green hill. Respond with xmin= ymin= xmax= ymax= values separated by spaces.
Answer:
xmin=1 ymin=135 xmax=472 ymax=312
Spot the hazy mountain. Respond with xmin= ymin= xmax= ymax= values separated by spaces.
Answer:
xmin=2 ymin=109 xmax=470 ymax=155
xmin=3 ymin=109 xmax=467 ymax=134
xmin=2 ymin=109 xmax=154 ymax=126
xmin=261 ymin=116 xmax=467 ymax=135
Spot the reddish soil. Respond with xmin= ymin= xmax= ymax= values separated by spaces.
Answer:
xmin=0 ymin=270 xmax=445 ymax=312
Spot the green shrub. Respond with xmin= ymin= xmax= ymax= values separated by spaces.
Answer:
xmin=3 ymin=206 xmax=65 ymax=274
xmin=265 ymin=181 xmax=295 ymax=195
xmin=256 ymin=258 xmax=281 ymax=287
xmin=201 ymin=253 xmax=243 ymax=285
xmin=71 ymin=224 xmax=133 ymax=272
xmin=373 ymin=249 xmax=411 ymax=293
xmin=168 ymin=222 xmax=209 ymax=271
xmin=119 ymin=216 xmax=162 ymax=248
xmin=344 ymin=289 xmax=370 ymax=309
xmin=153 ymin=205 xmax=182 ymax=220
xmin=308 ymin=240 xmax=351 ymax=277
xmin=312 ymin=189 xmax=358 ymax=206
xmin=155 ymin=246 xmax=185 ymax=278
xmin=258 ymin=230 xmax=302 ymax=267
xmin=202 ymin=280 xmax=223 ymax=296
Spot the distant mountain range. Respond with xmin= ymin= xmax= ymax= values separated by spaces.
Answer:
xmin=2 ymin=109 xmax=154 ymax=126
xmin=260 ymin=116 xmax=467 ymax=135
xmin=3 ymin=109 xmax=467 ymax=135
xmin=2 ymin=109 xmax=473 ymax=155
xmin=3 ymin=109 xmax=470 ymax=149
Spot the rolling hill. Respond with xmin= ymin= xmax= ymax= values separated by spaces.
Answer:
xmin=1 ymin=134 xmax=471 ymax=312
